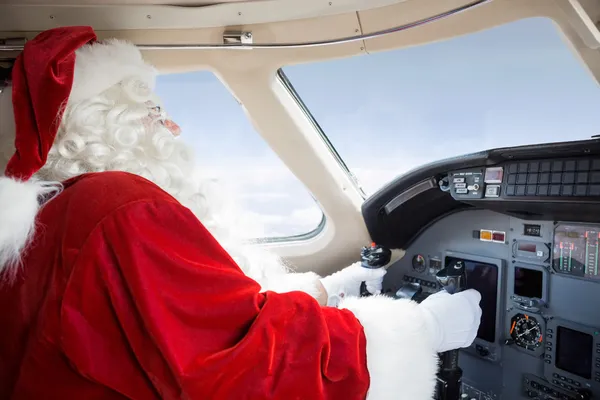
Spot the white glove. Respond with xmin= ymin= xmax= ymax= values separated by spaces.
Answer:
xmin=320 ymin=262 xmax=387 ymax=306
xmin=418 ymin=289 xmax=482 ymax=353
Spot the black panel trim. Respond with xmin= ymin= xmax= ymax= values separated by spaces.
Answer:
xmin=362 ymin=139 xmax=600 ymax=249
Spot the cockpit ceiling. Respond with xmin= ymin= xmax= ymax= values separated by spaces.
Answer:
xmin=1 ymin=0 xmax=600 ymax=83
xmin=3 ymin=0 xmax=249 ymax=3
xmin=0 ymin=0 xmax=408 ymax=29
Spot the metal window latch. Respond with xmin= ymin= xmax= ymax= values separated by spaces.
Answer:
xmin=222 ymin=31 xmax=253 ymax=47
xmin=0 ymin=63 xmax=13 ymax=94
xmin=0 ymin=38 xmax=27 ymax=93
xmin=0 ymin=37 xmax=27 ymax=52
xmin=0 ymin=75 xmax=9 ymax=93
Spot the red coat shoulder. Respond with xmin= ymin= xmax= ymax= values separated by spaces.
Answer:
xmin=60 ymin=171 xmax=179 ymax=211
xmin=38 ymin=171 xmax=181 ymax=255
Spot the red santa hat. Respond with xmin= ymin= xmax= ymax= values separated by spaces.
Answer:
xmin=5 ymin=26 xmax=157 ymax=180
xmin=0 ymin=26 xmax=157 ymax=276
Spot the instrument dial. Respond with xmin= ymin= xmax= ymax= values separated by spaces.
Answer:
xmin=510 ymin=314 xmax=543 ymax=350
xmin=412 ymin=254 xmax=426 ymax=273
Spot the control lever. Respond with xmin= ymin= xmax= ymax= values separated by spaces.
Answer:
xmin=395 ymin=282 xmax=422 ymax=300
xmin=514 ymin=298 xmax=545 ymax=313
xmin=575 ymin=389 xmax=592 ymax=400
xmin=359 ymin=243 xmax=392 ymax=297
xmin=434 ymin=260 xmax=467 ymax=400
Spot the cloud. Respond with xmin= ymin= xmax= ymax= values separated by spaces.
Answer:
xmin=240 ymin=192 xmax=291 ymax=201
xmin=288 ymin=207 xmax=324 ymax=227
xmin=239 ymin=206 xmax=324 ymax=238
xmin=351 ymin=166 xmax=403 ymax=195
xmin=196 ymin=163 xmax=293 ymax=186
xmin=189 ymin=162 xmax=325 ymax=237
xmin=244 ymin=212 xmax=287 ymax=225
xmin=244 ymin=207 xmax=323 ymax=229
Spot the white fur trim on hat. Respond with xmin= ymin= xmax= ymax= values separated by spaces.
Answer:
xmin=69 ymin=39 xmax=158 ymax=105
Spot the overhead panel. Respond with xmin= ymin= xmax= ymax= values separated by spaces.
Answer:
xmin=2 ymin=0 xmax=253 ymax=4
xmin=0 ymin=0 xmax=406 ymax=31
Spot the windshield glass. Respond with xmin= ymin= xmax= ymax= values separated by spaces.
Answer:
xmin=155 ymin=71 xmax=324 ymax=240
xmin=283 ymin=17 xmax=600 ymax=195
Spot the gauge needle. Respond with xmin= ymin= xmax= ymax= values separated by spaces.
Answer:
xmin=517 ymin=329 xmax=533 ymax=337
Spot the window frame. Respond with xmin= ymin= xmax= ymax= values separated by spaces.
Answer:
xmin=248 ymin=212 xmax=327 ymax=245
xmin=276 ymin=69 xmax=367 ymax=199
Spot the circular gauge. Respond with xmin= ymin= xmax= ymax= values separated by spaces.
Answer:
xmin=510 ymin=314 xmax=543 ymax=349
xmin=412 ymin=254 xmax=427 ymax=273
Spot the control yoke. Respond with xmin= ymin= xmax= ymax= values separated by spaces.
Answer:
xmin=434 ymin=260 xmax=467 ymax=400
xmin=436 ymin=260 xmax=466 ymax=295
xmin=360 ymin=243 xmax=391 ymax=269
xmin=359 ymin=243 xmax=391 ymax=297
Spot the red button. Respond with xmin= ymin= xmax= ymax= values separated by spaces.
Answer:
xmin=492 ymin=231 xmax=505 ymax=242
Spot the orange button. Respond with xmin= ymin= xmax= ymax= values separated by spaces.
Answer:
xmin=480 ymin=230 xmax=493 ymax=241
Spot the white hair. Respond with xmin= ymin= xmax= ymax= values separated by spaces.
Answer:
xmin=27 ymin=78 xmax=293 ymax=285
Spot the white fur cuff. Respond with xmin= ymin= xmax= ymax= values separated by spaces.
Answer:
xmin=340 ymin=295 xmax=439 ymax=400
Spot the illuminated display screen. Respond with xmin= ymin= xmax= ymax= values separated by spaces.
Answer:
xmin=552 ymin=224 xmax=600 ymax=279
xmin=523 ymin=224 xmax=541 ymax=237
xmin=518 ymin=243 xmax=537 ymax=253
xmin=484 ymin=167 xmax=503 ymax=184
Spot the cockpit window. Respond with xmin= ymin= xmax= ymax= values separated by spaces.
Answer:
xmin=282 ymin=17 xmax=600 ymax=196
xmin=155 ymin=71 xmax=324 ymax=241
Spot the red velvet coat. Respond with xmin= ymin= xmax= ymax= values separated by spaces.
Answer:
xmin=0 ymin=171 xmax=371 ymax=399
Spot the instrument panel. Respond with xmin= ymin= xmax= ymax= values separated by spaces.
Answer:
xmin=552 ymin=223 xmax=600 ymax=280
xmin=447 ymin=158 xmax=600 ymax=201
xmin=382 ymin=210 xmax=600 ymax=400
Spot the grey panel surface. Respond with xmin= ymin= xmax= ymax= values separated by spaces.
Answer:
xmin=382 ymin=209 xmax=600 ymax=399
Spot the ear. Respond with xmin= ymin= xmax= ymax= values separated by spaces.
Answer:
xmin=0 ymin=177 xmax=60 ymax=282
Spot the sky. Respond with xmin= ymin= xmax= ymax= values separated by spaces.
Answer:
xmin=155 ymin=17 xmax=600 ymax=239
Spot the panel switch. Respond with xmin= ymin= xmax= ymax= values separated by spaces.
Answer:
xmin=485 ymin=184 xmax=500 ymax=198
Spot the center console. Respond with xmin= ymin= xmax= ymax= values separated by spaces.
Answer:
xmin=382 ymin=211 xmax=600 ymax=400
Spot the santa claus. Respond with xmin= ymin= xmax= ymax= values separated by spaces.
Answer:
xmin=0 ymin=27 xmax=481 ymax=399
